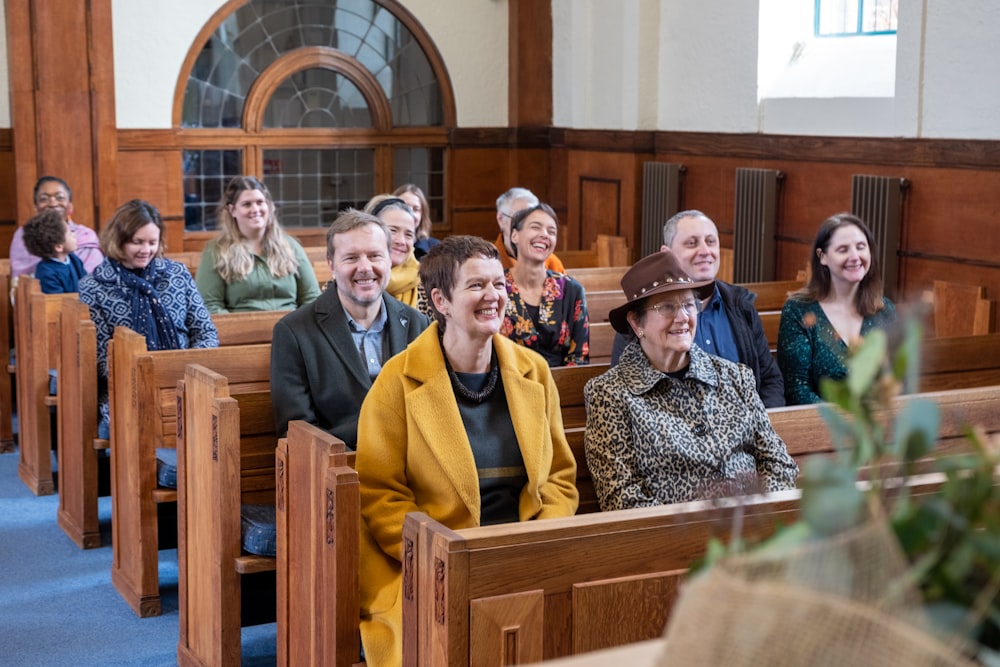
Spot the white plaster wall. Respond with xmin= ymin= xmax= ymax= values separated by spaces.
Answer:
xmin=111 ymin=0 xmax=508 ymax=129
xmin=918 ymin=0 xmax=1000 ymax=139
xmin=657 ymin=0 xmax=759 ymax=133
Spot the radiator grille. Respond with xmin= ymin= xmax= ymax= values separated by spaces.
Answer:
xmin=851 ymin=175 xmax=909 ymax=299
xmin=640 ymin=162 xmax=684 ymax=257
xmin=733 ymin=168 xmax=783 ymax=283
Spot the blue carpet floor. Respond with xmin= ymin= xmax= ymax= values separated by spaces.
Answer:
xmin=0 ymin=450 xmax=276 ymax=666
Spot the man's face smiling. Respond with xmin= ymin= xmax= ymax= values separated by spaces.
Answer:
xmin=329 ymin=223 xmax=391 ymax=309
xmin=668 ymin=215 xmax=720 ymax=282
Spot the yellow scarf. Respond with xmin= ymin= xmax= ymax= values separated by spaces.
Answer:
xmin=388 ymin=252 xmax=420 ymax=307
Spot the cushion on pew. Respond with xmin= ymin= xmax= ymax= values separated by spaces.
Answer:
xmin=241 ymin=503 xmax=277 ymax=557
xmin=49 ymin=368 xmax=57 ymax=396
xmin=155 ymin=448 xmax=177 ymax=489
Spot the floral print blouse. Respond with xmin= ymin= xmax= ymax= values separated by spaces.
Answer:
xmin=501 ymin=269 xmax=589 ymax=367
xmin=777 ymin=296 xmax=897 ymax=405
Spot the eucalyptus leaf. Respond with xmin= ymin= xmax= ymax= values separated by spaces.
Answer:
xmin=891 ymin=398 xmax=941 ymax=462
xmin=847 ymin=329 xmax=886 ymax=398
xmin=800 ymin=457 xmax=866 ymax=536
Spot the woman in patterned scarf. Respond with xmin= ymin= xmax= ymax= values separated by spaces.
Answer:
xmin=583 ymin=248 xmax=797 ymax=511
xmin=79 ymin=199 xmax=219 ymax=438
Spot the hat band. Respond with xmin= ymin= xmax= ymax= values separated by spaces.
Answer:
xmin=631 ymin=275 xmax=695 ymax=299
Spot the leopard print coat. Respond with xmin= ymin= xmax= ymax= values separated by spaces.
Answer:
xmin=584 ymin=341 xmax=798 ymax=511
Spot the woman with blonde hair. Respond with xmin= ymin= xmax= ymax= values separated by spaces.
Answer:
xmin=195 ymin=175 xmax=320 ymax=312
xmin=392 ymin=183 xmax=440 ymax=260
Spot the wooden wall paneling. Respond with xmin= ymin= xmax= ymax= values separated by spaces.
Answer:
xmin=565 ymin=151 xmax=641 ymax=253
xmin=577 ymin=178 xmax=621 ymax=251
xmin=0 ymin=142 xmax=18 ymax=254
xmin=8 ymin=0 xmax=116 ymax=234
xmin=448 ymin=146 xmax=516 ymax=241
xmin=117 ymin=150 xmax=185 ymax=251
xmin=508 ymin=0 xmax=552 ymax=127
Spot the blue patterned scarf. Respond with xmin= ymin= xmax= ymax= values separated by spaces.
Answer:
xmin=108 ymin=259 xmax=182 ymax=351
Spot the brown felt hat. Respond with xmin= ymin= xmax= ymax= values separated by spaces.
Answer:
xmin=608 ymin=249 xmax=715 ymax=334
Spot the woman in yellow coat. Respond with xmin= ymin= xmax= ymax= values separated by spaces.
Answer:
xmin=356 ymin=235 xmax=580 ymax=667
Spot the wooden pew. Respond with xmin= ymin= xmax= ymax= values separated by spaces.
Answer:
xmin=400 ymin=491 xmax=800 ymax=666
xmin=55 ymin=304 xmax=287 ymax=549
xmin=13 ymin=277 xmax=70 ymax=495
xmin=920 ymin=332 xmax=1000 ymax=392
xmin=0 ymin=258 xmax=15 ymax=452
xmin=107 ymin=327 xmax=271 ymax=616
xmin=925 ymin=279 xmax=994 ymax=338
xmin=742 ymin=279 xmax=800 ymax=311
xmin=551 ymin=363 xmax=609 ymax=430
xmin=275 ymin=420 xmax=357 ymax=667
xmin=566 ymin=266 xmax=628 ymax=293
xmin=176 ymin=364 xmax=279 ymax=667
xmin=400 ymin=382 xmax=1000 ymax=667
xmin=587 ymin=322 xmax=615 ymax=364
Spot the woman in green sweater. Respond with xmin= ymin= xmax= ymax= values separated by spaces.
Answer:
xmin=777 ymin=213 xmax=896 ymax=405
xmin=195 ymin=176 xmax=320 ymax=312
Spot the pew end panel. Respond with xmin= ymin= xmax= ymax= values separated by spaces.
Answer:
xmin=275 ymin=419 xmax=357 ymax=667
xmin=13 ymin=277 xmax=68 ymax=495
xmin=177 ymin=363 xmax=277 ymax=667
xmin=0 ymin=258 xmax=14 ymax=451
xmin=56 ymin=297 xmax=102 ymax=548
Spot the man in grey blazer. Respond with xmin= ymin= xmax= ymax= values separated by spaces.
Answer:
xmin=270 ymin=209 xmax=430 ymax=446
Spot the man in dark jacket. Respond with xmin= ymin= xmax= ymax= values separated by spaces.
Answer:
xmin=270 ymin=209 xmax=430 ymax=445
xmin=611 ymin=210 xmax=785 ymax=407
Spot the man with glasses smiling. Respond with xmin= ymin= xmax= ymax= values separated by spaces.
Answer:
xmin=610 ymin=210 xmax=785 ymax=408
xmin=9 ymin=176 xmax=104 ymax=278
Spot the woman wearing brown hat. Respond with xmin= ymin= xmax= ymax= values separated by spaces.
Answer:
xmin=583 ymin=249 xmax=798 ymax=512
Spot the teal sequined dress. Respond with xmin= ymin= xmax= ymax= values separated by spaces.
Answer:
xmin=777 ymin=297 xmax=896 ymax=405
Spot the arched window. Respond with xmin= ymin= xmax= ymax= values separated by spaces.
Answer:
xmin=176 ymin=0 xmax=454 ymax=231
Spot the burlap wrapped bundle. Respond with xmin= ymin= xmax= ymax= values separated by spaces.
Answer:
xmin=660 ymin=519 xmax=976 ymax=666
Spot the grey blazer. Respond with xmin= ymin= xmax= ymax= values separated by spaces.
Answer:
xmin=270 ymin=287 xmax=430 ymax=446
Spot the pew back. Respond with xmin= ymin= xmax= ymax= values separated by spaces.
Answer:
xmin=108 ymin=326 xmax=271 ymax=616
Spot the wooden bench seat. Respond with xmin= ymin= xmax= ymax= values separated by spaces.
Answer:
xmin=176 ymin=364 xmax=280 ymax=667
xmin=108 ymin=327 xmax=271 ymax=616
xmin=56 ymin=302 xmax=287 ymax=550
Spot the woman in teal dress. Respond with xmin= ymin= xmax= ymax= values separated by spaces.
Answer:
xmin=778 ymin=213 xmax=896 ymax=405
xmin=500 ymin=203 xmax=589 ymax=367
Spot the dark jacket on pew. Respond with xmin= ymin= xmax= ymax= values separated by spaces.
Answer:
xmin=270 ymin=286 xmax=430 ymax=445
xmin=611 ymin=280 xmax=785 ymax=408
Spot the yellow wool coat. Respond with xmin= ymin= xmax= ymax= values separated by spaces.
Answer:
xmin=356 ymin=323 xmax=579 ymax=667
